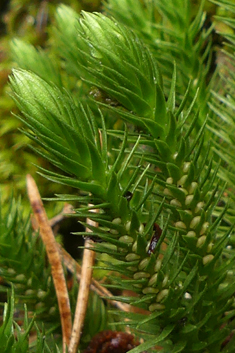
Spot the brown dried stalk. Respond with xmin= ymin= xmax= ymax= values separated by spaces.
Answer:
xmin=49 ymin=203 xmax=74 ymax=228
xmin=26 ymin=175 xmax=72 ymax=353
xmin=68 ymin=216 xmax=97 ymax=353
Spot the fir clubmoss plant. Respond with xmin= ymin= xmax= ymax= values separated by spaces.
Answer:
xmin=0 ymin=287 xmax=60 ymax=353
xmin=2 ymin=0 xmax=235 ymax=352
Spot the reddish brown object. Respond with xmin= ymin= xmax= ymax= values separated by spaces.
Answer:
xmin=83 ymin=330 xmax=140 ymax=353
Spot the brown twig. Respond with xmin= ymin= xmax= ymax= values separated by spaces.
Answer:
xmin=68 ymin=216 xmax=97 ymax=353
xmin=49 ymin=203 xmax=75 ymax=228
xmin=26 ymin=175 xmax=72 ymax=353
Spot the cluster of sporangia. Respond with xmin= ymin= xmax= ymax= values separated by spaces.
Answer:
xmin=106 ymin=160 xmax=214 ymax=313
xmin=163 ymin=160 xmax=214 ymax=263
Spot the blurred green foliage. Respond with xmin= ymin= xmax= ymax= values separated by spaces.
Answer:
xmin=0 ymin=0 xmax=102 ymax=214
